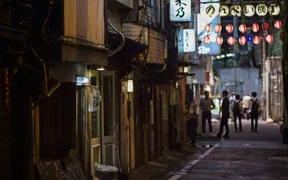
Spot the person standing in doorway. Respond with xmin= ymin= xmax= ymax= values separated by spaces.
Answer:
xmin=233 ymin=94 xmax=243 ymax=132
xmin=199 ymin=91 xmax=215 ymax=136
xmin=242 ymin=93 xmax=251 ymax=120
xmin=186 ymin=102 xmax=198 ymax=147
xmin=217 ymin=90 xmax=230 ymax=138
xmin=249 ymin=92 xmax=261 ymax=132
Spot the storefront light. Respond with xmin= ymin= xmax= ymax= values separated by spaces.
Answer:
xmin=183 ymin=67 xmax=189 ymax=73
xmin=97 ymin=66 xmax=105 ymax=71
xmin=127 ymin=80 xmax=133 ymax=92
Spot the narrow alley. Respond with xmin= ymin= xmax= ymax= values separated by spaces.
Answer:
xmin=131 ymin=120 xmax=288 ymax=180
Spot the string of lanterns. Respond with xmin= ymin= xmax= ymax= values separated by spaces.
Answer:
xmin=203 ymin=20 xmax=282 ymax=46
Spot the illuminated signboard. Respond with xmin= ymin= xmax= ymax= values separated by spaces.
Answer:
xmin=183 ymin=29 xmax=196 ymax=52
xmin=170 ymin=0 xmax=192 ymax=22
xmin=198 ymin=0 xmax=220 ymax=55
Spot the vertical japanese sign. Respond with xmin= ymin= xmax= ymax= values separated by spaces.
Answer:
xmin=170 ymin=0 xmax=192 ymax=22
xmin=197 ymin=0 xmax=221 ymax=55
xmin=183 ymin=29 xmax=196 ymax=52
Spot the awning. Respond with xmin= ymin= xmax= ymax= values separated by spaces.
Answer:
xmin=108 ymin=32 xmax=147 ymax=60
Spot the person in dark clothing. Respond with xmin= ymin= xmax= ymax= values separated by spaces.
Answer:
xmin=199 ymin=91 xmax=215 ymax=136
xmin=217 ymin=90 xmax=230 ymax=138
xmin=186 ymin=102 xmax=198 ymax=147
xmin=233 ymin=94 xmax=243 ymax=132
xmin=249 ymin=92 xmax=261 ymax=132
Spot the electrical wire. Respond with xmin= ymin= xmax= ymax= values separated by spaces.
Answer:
xmin=30 ymin=44 xmax=48 ymax=95
xmin=108 ymin=20 xmax=125 ymax=56
xmin=41 ymin=1 xmax=53 ymax=44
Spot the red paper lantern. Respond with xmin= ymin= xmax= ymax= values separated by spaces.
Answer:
xmin=238 ymin=24 xmax=247 ymax=33
xmin=251 ymin=23 xmax=259 ymax=33
xmin=265 ymin=34 xmax=273 ymax=44
xmin=253 ymin=36 xmax=261 ymax=44
xmin=227 ymin=36 xmax=235 ymax=46
xmin=216 ymin=36 xmax=223 ymax=45
xmin=239 ymin=36 xmax=246 ymax=46
xmin=226 ymin=24 xmax=233 ymax=33
xmin=205 ymin=24 xmax=211 ymax=32
xmin=262 ymin=23 xmax=270 ymax=31
xmin=274 ymin=20 xmax=282 ymax=30
xmin=214 ymin=24 xmax=222 ymax=33
xmin=203 ymin=36 xmax=210 ymax=44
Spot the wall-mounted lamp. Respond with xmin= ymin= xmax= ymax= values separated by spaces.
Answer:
xmin=127 ymin=80 xmax=133 ymax=92
xmin=175 ymin=81 xmax=179 ymax=88
xmin=97 ymin=66 xmax=105 ymax=71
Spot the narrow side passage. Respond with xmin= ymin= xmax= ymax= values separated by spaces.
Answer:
xmin=158 ymin=120 xmax=288 ymax=180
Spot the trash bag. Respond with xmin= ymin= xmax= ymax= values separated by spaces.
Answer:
xmin=94 ymin=164 xmax=118 ymax=180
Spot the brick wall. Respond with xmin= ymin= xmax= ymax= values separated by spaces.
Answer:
xmin=122 ymin=23 xmax=165 ymax=64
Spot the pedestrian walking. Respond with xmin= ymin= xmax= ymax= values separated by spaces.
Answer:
xmin=199 ymin=91 xmax=215 ymax=136
xmin=249 ymin=92 xmax=261 ymax=132
xmin=242 ymin=93 xmax=251 ymax=120
xmin=217 ymin=90 xmax=230 ymax=138
xmin=232 ymin=94 xmax=243 ymax=132
xmin=186 ymin=102 xmax=198 ymax=147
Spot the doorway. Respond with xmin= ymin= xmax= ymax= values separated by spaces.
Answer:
xmin=101 ymin=71 xmax=116 ymax=166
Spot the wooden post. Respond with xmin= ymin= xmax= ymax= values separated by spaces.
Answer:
xmin=32 ymin=105 xmax=40 ymax=164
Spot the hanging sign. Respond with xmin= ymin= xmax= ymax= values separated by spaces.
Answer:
xmin=170 ymin=0 xmax=192 ymax=22
xmin=211 ymin=4 xmax=280 ymax=17
xmin=243 ymin=5 xmax=255 ymax=17
xmin=197 ymin=0 xmax=221 ymax=55
xmin=268 ymin=4 xmax=281 ymax=16
xmin=183 ymin=29 xmax=196 ymax=52
xmin=219 ymin=5 xmax=229 ymax=16
xmin=256 ymin=4 xmax=268 ymax=16
xmin=230 ymin=5 xmax=242 ymax=17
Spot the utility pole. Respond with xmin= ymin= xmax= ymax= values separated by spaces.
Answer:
xmin=233 ymin=0 xmax=238 ymax=93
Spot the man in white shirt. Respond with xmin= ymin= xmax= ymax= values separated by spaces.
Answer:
xmin=242 ymin=94 xmax=251 ymax=120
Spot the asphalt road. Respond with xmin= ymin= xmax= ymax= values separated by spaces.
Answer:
xmin=158 ymin=120 xmax=288 ymax=180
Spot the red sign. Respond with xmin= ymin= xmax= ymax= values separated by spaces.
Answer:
xmin=238 ymin=24 xmax=247 ymax=33
xmin=239 ymin=36 xmax=246 ymax=46
xmin=253 ymin=36 xmax=261 ymax=44
xmin=251 ymin=23 xmax=259 ymax=33
xmin=227 ymin=36 xmax=235 ymax=46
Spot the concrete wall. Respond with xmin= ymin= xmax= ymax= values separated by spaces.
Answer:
xmin=217 ymin=67 xmax=260 ymax=97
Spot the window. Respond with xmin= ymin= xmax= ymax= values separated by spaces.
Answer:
xmin=147 ymin=0 xmax=154 ymax=7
